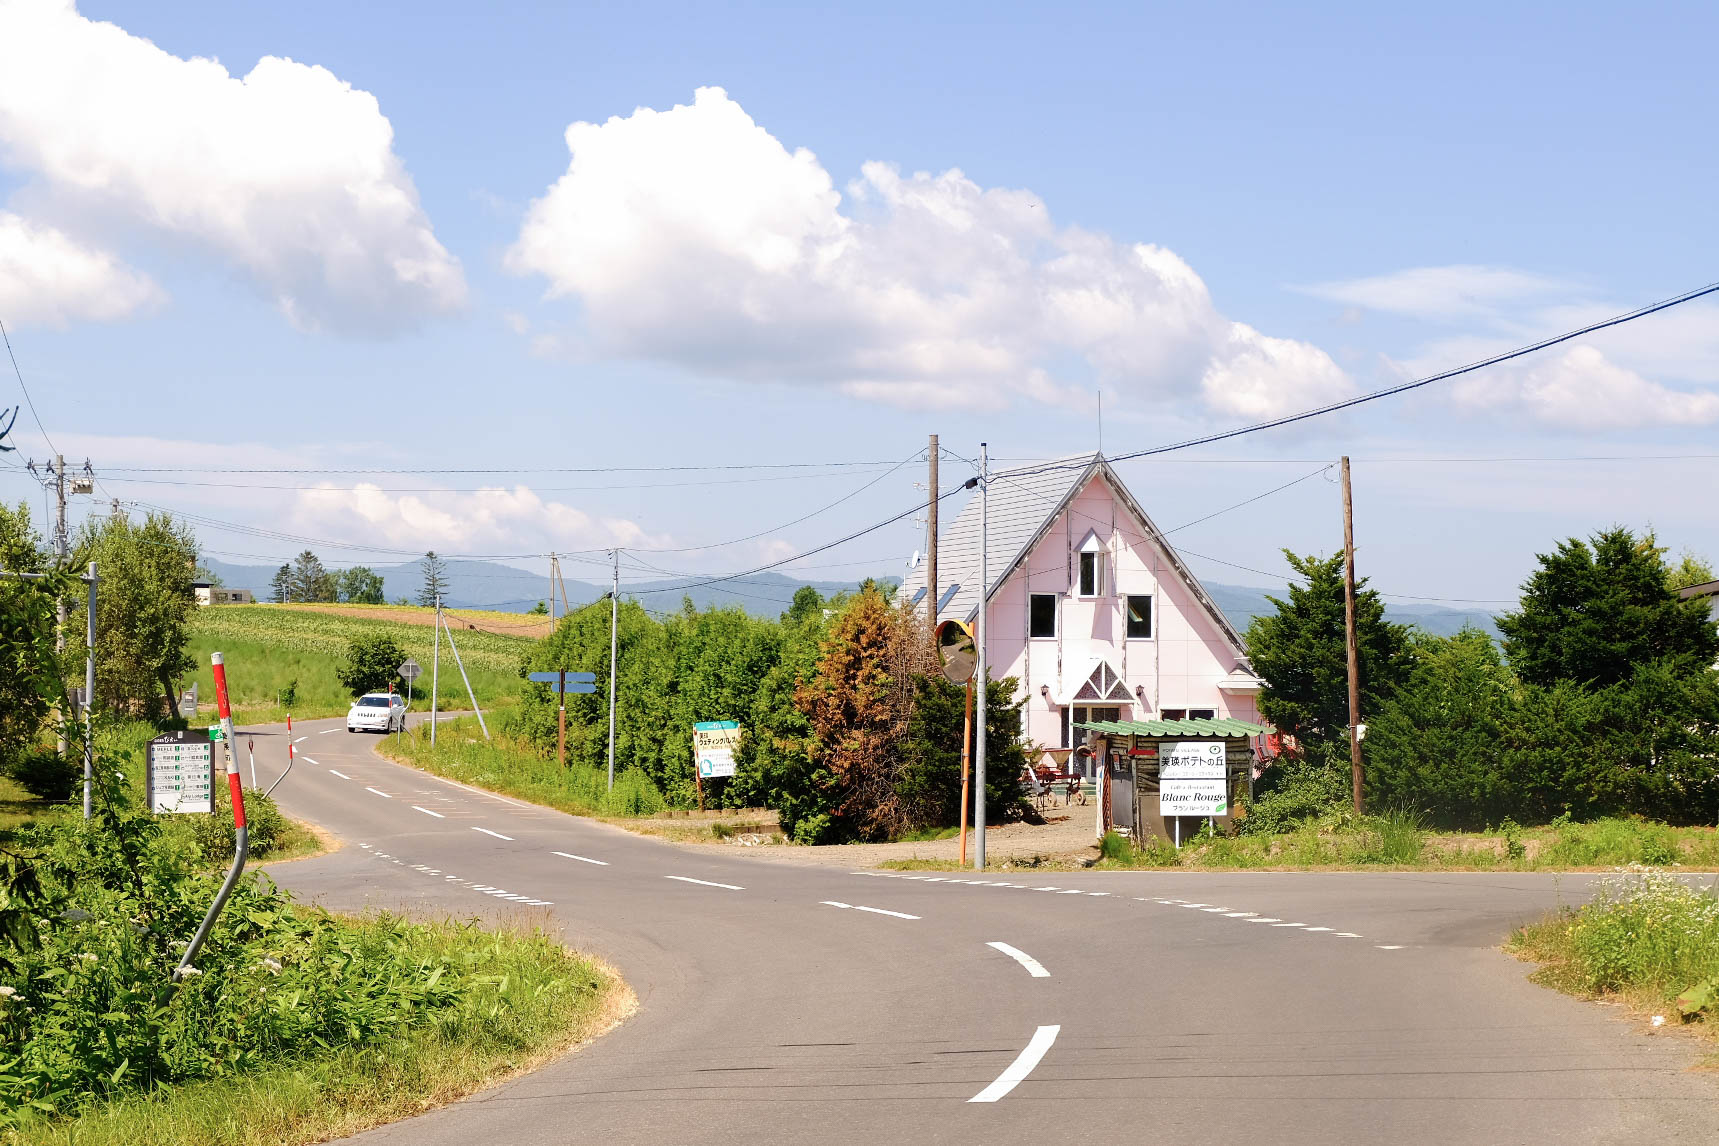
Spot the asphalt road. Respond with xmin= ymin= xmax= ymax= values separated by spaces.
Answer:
xmin=245 ymin=715 xmax=1719 ymax=1145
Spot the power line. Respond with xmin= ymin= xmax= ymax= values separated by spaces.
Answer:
xmin=100 ymin=459 xmax=905 ymax=475
xmin=0 ymin=319 xmax=57 ymax=457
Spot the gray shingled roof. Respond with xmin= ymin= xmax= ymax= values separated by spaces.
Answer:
xmin=903 ymin=453 xmax=1099 ymax=626
xmin=902 ymin=452 xmax=1246 ymax=657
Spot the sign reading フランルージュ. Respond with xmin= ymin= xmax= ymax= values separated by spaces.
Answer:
xmin=1159 ymin=740 xmax=1228 ymax=816
xmin=693 ymin=721 xmax=741 ymax=779
xmin=147 ymin=730 xmax=216 ymax=814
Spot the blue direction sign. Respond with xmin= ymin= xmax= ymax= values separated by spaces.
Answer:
xmin=545 ymin=681 xmax=597 ymax=693
xmin=528 ymin=672 xmax=597 ymax=683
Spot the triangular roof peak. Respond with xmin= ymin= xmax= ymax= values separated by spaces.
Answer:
xmin=901 ymin=451 xmax=1248 ymax=659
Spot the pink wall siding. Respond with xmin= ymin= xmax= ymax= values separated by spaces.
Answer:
xmin=981 ymin=474 xmax=1258 ymax=752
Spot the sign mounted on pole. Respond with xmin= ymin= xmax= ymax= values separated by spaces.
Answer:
xmin=1158 ymin=739 xmax=1228 ymax=817
xmin=398 ymin=658 xmax=422 ymax=683
xmin=147 ymin=730 xmax=216 ymax=814
xmin=693 ymin=720 xmax=741 ymax=778
xmin=529 ymin=671 xmax=597 ymax=693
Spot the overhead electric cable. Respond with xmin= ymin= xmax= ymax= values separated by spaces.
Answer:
xmin=0 ymin=319 xmax=57 ymax=456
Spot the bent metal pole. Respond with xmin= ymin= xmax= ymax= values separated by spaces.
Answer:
xmin=174 ymin=651 xmax=248 ymax=982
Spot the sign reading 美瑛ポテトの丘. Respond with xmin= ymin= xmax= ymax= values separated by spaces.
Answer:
xmin=1159 ymin=740 xmax=1228 ymax=817
xmin=693 ymin=721 xmax=741 ymax=778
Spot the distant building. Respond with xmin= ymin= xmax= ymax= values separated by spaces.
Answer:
xmin=900 ymin=453 xmax=1263 ymax=772
xmin=1679 ymin=578 xmax=1719 ymax=625
xmin=193 ymin=582 xmax=254 ymax=606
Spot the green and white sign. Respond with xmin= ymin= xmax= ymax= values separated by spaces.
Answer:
xmin=693 ymin=720 xmax=741 ymax=779
xmin=148 ymin=732 xmax=216 ymax=814
xmin=1159 ymin=740 xmax=1228 ymax=816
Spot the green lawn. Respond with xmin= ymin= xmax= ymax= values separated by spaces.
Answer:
xmin=187 ymin=605 xmax=532 ymax=722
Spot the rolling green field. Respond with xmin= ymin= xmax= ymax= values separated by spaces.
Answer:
xmin=187 ymin=605 xmax=533 ymax=723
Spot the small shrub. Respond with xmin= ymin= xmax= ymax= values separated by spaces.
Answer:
xmin=1362 ymin=808 xmax=1426 ymax=865
xmin=1543 ymin=817 xmax=1680 ymax=868
xmin=181 ymin=786 xmax=289 ymax=861
xmin=5 ymin=747 xmax=78 ymax=801
xmin=1500 ymin=817 xmax=1527 ymax=861
xmin=1562 ymin=867 xmax=1719 ymax=995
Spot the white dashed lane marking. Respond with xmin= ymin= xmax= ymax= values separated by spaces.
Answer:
xmin=329 ymin=769 xmax=351 ymax=780
xmin=987 ymin=941 xmax=1050 ymax=978
xmin=365 ymin=787 xmax=392 ymax=798
xmin=666 ymin=876 xmax=744 ymax=891
xmin=472 ymin=827 xmax=514 ymax=841
xmin=553 ymin=851 xmax=609 ymax=866
xmin=820 ymin=901 xmax=919 ymax=920
xmin=413 ymin=806 xmax=445 ymax=819
xmin=354 ymin=844 xmax=554 ymax=906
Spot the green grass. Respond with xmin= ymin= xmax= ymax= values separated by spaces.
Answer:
xmin=379 ymin=718 xmax=665 ymax=819
xmin=3 ymin=919 xmax=629 ymax=1146
xmin=1513 ymin=868 xmax=1719 ymax=1042
xmin=186 ymin=606 xmax=532 ymax=722
xmin=892 ymin=825 xmax=961 ymax=844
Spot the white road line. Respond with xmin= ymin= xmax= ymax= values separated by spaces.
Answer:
xmin=329 ymin=769 xmax=351 ymax=780
xmin=1377 ymin=945 xmax=1405 ymax=950
xmin=1224 ymin=912 xmax=1257 ymax=918
xmin=553 ymin=851 xmax=609 ymax=866
xmin=969 ymin=1025 xmax=1060 ymax=1103
xmin=423 ymin=771 xmax=530 ymax=808
xmin=820 ymin=901 xmax=920 ymax=920
xmin=365 ymin=787 xmax=392 ymax=798
xmin=666 ymin=876 xmax=744 ymax=890
xmin=1304 ymin=926 xmax=1334 ymax=932
xmin=987 ymin=941 xmax=1050 ymax=978
xmin=1337 ymin=932 xmax=1363 ymax=938
xmin=1271 ymin=922 xmax=1307 ymax=928
xmin=473 ymin=827 xmax=515 ymax=841
xmin=1247 ymin=917 xmax=1282 ymax=923
xmin=413 ymin=806 xmax=445 ymax=819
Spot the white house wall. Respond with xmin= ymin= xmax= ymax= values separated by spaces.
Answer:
xmin=987 ymin=474 xmax=1258 ymax=752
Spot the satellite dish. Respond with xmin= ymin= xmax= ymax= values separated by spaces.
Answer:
xmin=907 ymin=550 xmax=921 ymax=570
xmin=935 ymin=619 xmax=976 ymax=684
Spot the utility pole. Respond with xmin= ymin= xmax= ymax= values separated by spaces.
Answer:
xmin=1341 ymin=456 xmax=1363 ymax=814
xmin=430 ymin=594 xmax=441 ymax=747
xmin=54 ymin=454 xmax=67 ymax=756
xmin=973 ymin=443 xmax=988 ymax=871
xmin=548 ymin=552 xmax=556 ymax=631
xmin=607 ymin=548 xmax=619 ymax=790
xmin=927 ymin=435 xmax=938 ymax=629
xmin=82 ymin=561 xmax=96 ymax=819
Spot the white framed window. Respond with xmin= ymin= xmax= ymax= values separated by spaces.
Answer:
xmin=1076 ymin=531 xmax=1106 ymax=597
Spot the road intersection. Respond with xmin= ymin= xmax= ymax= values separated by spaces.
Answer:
xmin=250 ymin=715 xmax=1719 ymax=1145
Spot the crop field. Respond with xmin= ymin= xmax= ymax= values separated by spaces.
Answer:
xmin=187 ymin=605 xmax=532 ymax=722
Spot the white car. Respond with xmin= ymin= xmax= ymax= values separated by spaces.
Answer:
xmin=347 ymin=692 xmax=406 ymax=733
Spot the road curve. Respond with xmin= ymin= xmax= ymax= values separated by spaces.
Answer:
xmin=244 ymin=716 xmax=1719 ymax=1145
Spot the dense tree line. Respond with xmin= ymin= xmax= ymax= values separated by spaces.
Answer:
xmin=510 ymin=583 xmax=1029 ymax=842
xmin=1248 ymin=527 xmax=1719 ymax=830
xmin=269 ymin=552 xmax=386 ymax=604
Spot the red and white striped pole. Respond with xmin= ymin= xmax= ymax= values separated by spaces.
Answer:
xmin=173 ymin=651 xmax=249 ymax=982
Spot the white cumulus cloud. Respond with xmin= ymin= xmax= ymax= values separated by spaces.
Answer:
xmin=507 ymin=87 xmax=1348 ymax=416
xmin=0 ymin=211 xmax=160 ymax=326
xmin=0 ymin=0 xmax=464 ymax=333
xmin=1299 ymin=265 xmax=1573 ymax=322
xmin=291 ymin=484 xmax=666 ymax=554
xmin=1449 ymin=344 xmax=1719 ymax=430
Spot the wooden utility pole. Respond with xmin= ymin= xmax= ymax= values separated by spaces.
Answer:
xmin=1341 ymin=456 xmax=1363 ymax=814
xmin=926 ymin=434 xmax=939 ymax=628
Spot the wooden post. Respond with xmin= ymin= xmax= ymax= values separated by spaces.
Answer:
xmin=959 ymin=677 xmax=973 ymax=866
xmin=557 ymin=669 xmax=566 ymax=767
xmin=927 ymin=434 xmax=939 ymax=630
xmin=1341 ymin=456 xmax=1363 ymax=814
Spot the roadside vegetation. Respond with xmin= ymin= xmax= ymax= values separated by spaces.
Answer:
xmin=1513 ymin=867 xmax=1719 ymax=1042
xmin=0 ymin=734 xmax=622 ymax=1145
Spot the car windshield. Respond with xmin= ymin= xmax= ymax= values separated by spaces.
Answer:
xmin=356 ymin=697 xmax=390 ymax=707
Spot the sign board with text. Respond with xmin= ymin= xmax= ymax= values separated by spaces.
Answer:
xmin=693 ymin=720 xmax=742 ymax=779
xmin=1159 ymin=739 xmax=1228 ymax=816
xmin=147 ymin=730 xmax=216 ymax=814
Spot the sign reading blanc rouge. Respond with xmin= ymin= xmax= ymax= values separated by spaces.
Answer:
xmin=1159 ymin=740 xmax=1228 ymax=816
xmin=147 ymin=730 xmax=216 ymax=814
xmin=693 ymin=721 xmax=742 ymax=779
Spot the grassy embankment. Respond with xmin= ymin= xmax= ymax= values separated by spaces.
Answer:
xmin=1513 ymin=868 xmax=1719 ymax=1053
xmin=878 ymin=815 xmax=1719 ymax=872
xmin=187 ymin=604 xmax=533 ymax=724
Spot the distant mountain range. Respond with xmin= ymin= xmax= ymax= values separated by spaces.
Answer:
xmin=204 ymin=555 xmax=1499 ymax=637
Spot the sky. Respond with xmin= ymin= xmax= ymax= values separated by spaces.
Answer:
xmin=1 ymin=0 xmax=1715 ymax=608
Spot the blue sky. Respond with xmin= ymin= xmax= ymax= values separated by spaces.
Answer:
xmin=2 ymin=0 xmax=1715 ymax=606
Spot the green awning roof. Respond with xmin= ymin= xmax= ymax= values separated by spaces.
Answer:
xmin=1074 ymin=718 xmax=1270 ymax=738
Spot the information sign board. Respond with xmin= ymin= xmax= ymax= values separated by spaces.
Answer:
xmin=693 ymin=720 xmax=741 ymax=779
xmin=147 ymin=730 xmax=216 ymax=814
xmin=398 ymin=658 xmax=422 ymax=683
xmin=1159 ymin=739 xmax=1228 ymax=816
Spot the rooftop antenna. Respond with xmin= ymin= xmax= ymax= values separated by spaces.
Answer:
xmin=1097 ymin=389 xmax=1104 ymax=456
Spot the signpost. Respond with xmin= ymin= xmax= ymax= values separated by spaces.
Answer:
xmin=935 ymin=619 xmax=978 ymax=866
xmin=1159 ymin=740 xmax=1228 ymax=846
xmin=398 ymin=658 xmax=421 ymax=702
xmin=529 ymin=671 xmax=597 ymax=767
xmin=147 ymin=730 xmax=216 ymax=814
xmin=692 ymin=721 xmax=741 ymax=810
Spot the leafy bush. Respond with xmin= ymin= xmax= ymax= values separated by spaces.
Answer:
xmin=1239 ymin=745 xmax=1349 ymax=835
xmin=1540 ymin=817 xmax=1682 ymax=868
xmin=336 ymin=634 xmax=408 ymax=698
xmin=4 ymin=750 xmax=78 ymax=802
xmin=1555 ymin=868 xmax=1719 ymax=995
xmin=178 ymin=785 xmax=289 ymax=861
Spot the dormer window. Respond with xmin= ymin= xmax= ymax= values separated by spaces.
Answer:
xmin=1077 ymin=530 xmax=1106 ymax=597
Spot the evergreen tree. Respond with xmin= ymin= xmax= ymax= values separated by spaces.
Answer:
xmin=286 ymin=550 xmax=334 ymax=603
xmin=1498 ymin=527 xmax=1719 ymax=689
xmin=1244 ymin=551 xmax=1411 ymax=749
xmin=270 ymin=565 xmax=290 ymax=603
xmin=417 ymin=551 xmax=449 ymax=607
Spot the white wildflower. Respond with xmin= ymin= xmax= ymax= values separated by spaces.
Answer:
xmin=179 ymin=966 xmax=203 ymax=978
xmin=0 ymin=985 xmax=16 ymax=998
xmin=78 ymin=953 xmax=98 ymax=963
xmin=259 ymin=957 xmax=282 ymax=974
xmin=1652 ymin=1015 xmax=1667 ymax=1028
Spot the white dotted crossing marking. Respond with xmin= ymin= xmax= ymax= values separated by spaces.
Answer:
xmin=413 ymin=806 xmax=444 ymax=819
xmin=666 ymin=876 xmax=744 ymax=890
xmin=472 ymin=827 xmax=514 ymax=841
xmin=821 ymin=900 xmax=919 ymax=920
xmin=552 ymin=851 xmax=609 ymax=866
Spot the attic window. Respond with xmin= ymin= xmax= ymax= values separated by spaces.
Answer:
xmin=1073 ymin=661 xmax=1132 ymax=702
xmin=1077 ymin=531 xmax=1106 ymax=597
